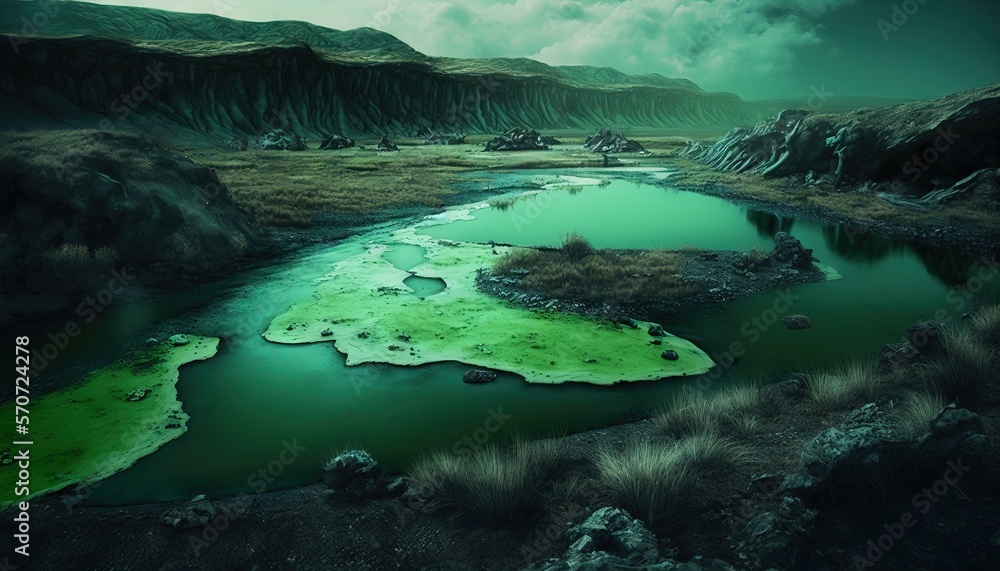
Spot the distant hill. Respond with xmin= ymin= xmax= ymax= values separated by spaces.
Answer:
xmin=0 ymin=0 xmax=767 ymax=137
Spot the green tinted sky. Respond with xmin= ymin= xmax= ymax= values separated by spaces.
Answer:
xmin=80 ymin=0 xmax=999 ymax=100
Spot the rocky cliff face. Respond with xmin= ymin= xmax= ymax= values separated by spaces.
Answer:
xmin=687 ymin=83 xmax=1000 ymax=197
xmin=0 ymin=2 xmax=764 ymax=138
xmin=0 ymin=37 xmax=761 ymax=139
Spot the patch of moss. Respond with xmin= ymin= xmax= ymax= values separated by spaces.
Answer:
xmin=0 ymin=336 xmax=218 ymax=504
xmin=263 ymin=211 xmax=715 ymax=384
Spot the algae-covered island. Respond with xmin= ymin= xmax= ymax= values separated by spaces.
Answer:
xmin=2 ymin=1 xmax=1000 ymax=569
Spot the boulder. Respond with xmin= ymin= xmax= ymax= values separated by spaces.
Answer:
xmin=876 ymin=341 xmax=920 ymax=372
xmin=319 ymin=134 xmax=355 ymax=150
xmin=377 ymin=136 xmax=400 ymax=152
xmin=322 ymin=450 xmax=385 ymax=498
xmin=168 ymin=334 xmax=190 ymax=346
xmin=906 ymin=320 xmax=945 ymax=354
xmin=539 ymin=507 xmax=737 ymax=569
xmin=484 ymin=128 xmax=549 ymax=152
xmin=463 ymin=369 xmax=498 ymax=384
xmin=424 ymin=132 xmax=466 ymax=145
xmin=769 ymin=232 xmax=814 ymax=270
xmin=566 ymin=507 xmax=660 ymax=565
xmin=909 ymin=405 xmax=989 ymax=463
xmin=648 ymin=324 xmax=665 ymax=337
xmin=160 ymin=496 xmax=217 ymax=529
xmin=584 ymin=128 xmax=646 ymax=153
xmin=386 ymin=476 xmax=409 ymax=495
xmin=252 ymin=129 xmax=306 ymax=151
xmin=735 ymin=495 xmax=816 ymax=570
xmin=781 ymin=315 xmax=812 ymax=330
xmin=661 ymin=350 xmax=679 ymax=361
xmin=787 ymin=403 xmax=891 ymax=495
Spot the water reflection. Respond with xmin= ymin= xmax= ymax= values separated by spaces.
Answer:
xmin=912 ymin=244 xmax=980 ymax=287
xmin=747 ymin=210 xmax=794 ymax=238
xmin=821 ymin=224 xmax=901 ymax=262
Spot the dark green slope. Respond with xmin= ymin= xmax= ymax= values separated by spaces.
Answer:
xmin=0 ymin=0 xmax=766 ymax=137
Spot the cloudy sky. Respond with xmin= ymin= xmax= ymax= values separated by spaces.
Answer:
xmin=79 ymin=0 xmax=999 ymax=101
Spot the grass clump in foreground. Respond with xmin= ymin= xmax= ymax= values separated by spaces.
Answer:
xmin=408 ymin=439 xmax=563 ymax=523
xmin=804 ymin=359 xmax=881 ymax=410
xmin=919 ymin=326 xmax=999 ymax=408
xmin=897 ymin=391 xmax=947 ymax=440
xmin=494 ymin=233 xmax=697 ymax=304
xmin=654 ymin=384 xmax=763 ymax=438
xmin=596 ymin=433 xmax=746 ymax=528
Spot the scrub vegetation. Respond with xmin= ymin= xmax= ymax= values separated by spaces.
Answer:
xmin=394 ymin=305 xmax=1000 ymax=541
xmin=493 ymin=233 xmax=697 ymax=304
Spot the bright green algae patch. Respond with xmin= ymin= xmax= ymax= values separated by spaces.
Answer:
xmin=264 ymin=211 xmax=716 ymax=385
xmin=0 ymin=336 xmax=218 ymax=503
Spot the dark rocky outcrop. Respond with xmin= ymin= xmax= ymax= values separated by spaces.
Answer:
xmin=877 ymin=319 xmax=945 ymax=371
xmin=319 ymin=134 xmax=356 ymax=150
xmin=322 ymin=450 xmax=385 ymax=499
xmin=484 ymin=128 xmax=550 ymax=152
xmin=687 ymin=84 xmax=1000 ymax=198
xmin=463 ymin=369 xmax=498 ymax=384
xmin=782 ymin=402 xmax=989 ymax=498
xmin=584 ymin=129 xmax=646 ymax=153
xmin=424 ymin=132 xmax=466 ymax=145
xmin=160 ymin=495 xmax=217 ymax=530
xmin=252 ymin=129 xmax=306 ymax=151
xmin=378 ymin=136 xmax=400 ymax=152
xmin=538 ymin=507 xmax=737 ymax=570
xmin=781 ymin=315 xmax=812 ymax=330
xmin=769 ymin=232 xmax=815 ymax=270
xmin=734 ymin=495 xmax=816 ymax=569
xmin=542 ymin=136 xmax=563 ymax=146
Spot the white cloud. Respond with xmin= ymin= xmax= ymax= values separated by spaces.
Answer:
xmin=76 ymin=0 xmax=859 ymax=99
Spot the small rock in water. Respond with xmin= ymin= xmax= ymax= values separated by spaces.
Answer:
xmin=661 ymin=350 xmax=679 ymax=361
xmin=125 ymin=388 xmax=152 ymax=402
xmin=168 ymin=334 xmax=190 ymax=346
xmin=463 ymin=369 xmax=498 ymax=384
xmin=781 ymin=315 xmax=813 ymax=330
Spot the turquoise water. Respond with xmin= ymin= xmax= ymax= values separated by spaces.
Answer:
xmin=80 ymin=173 xmax=996 ymax=504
